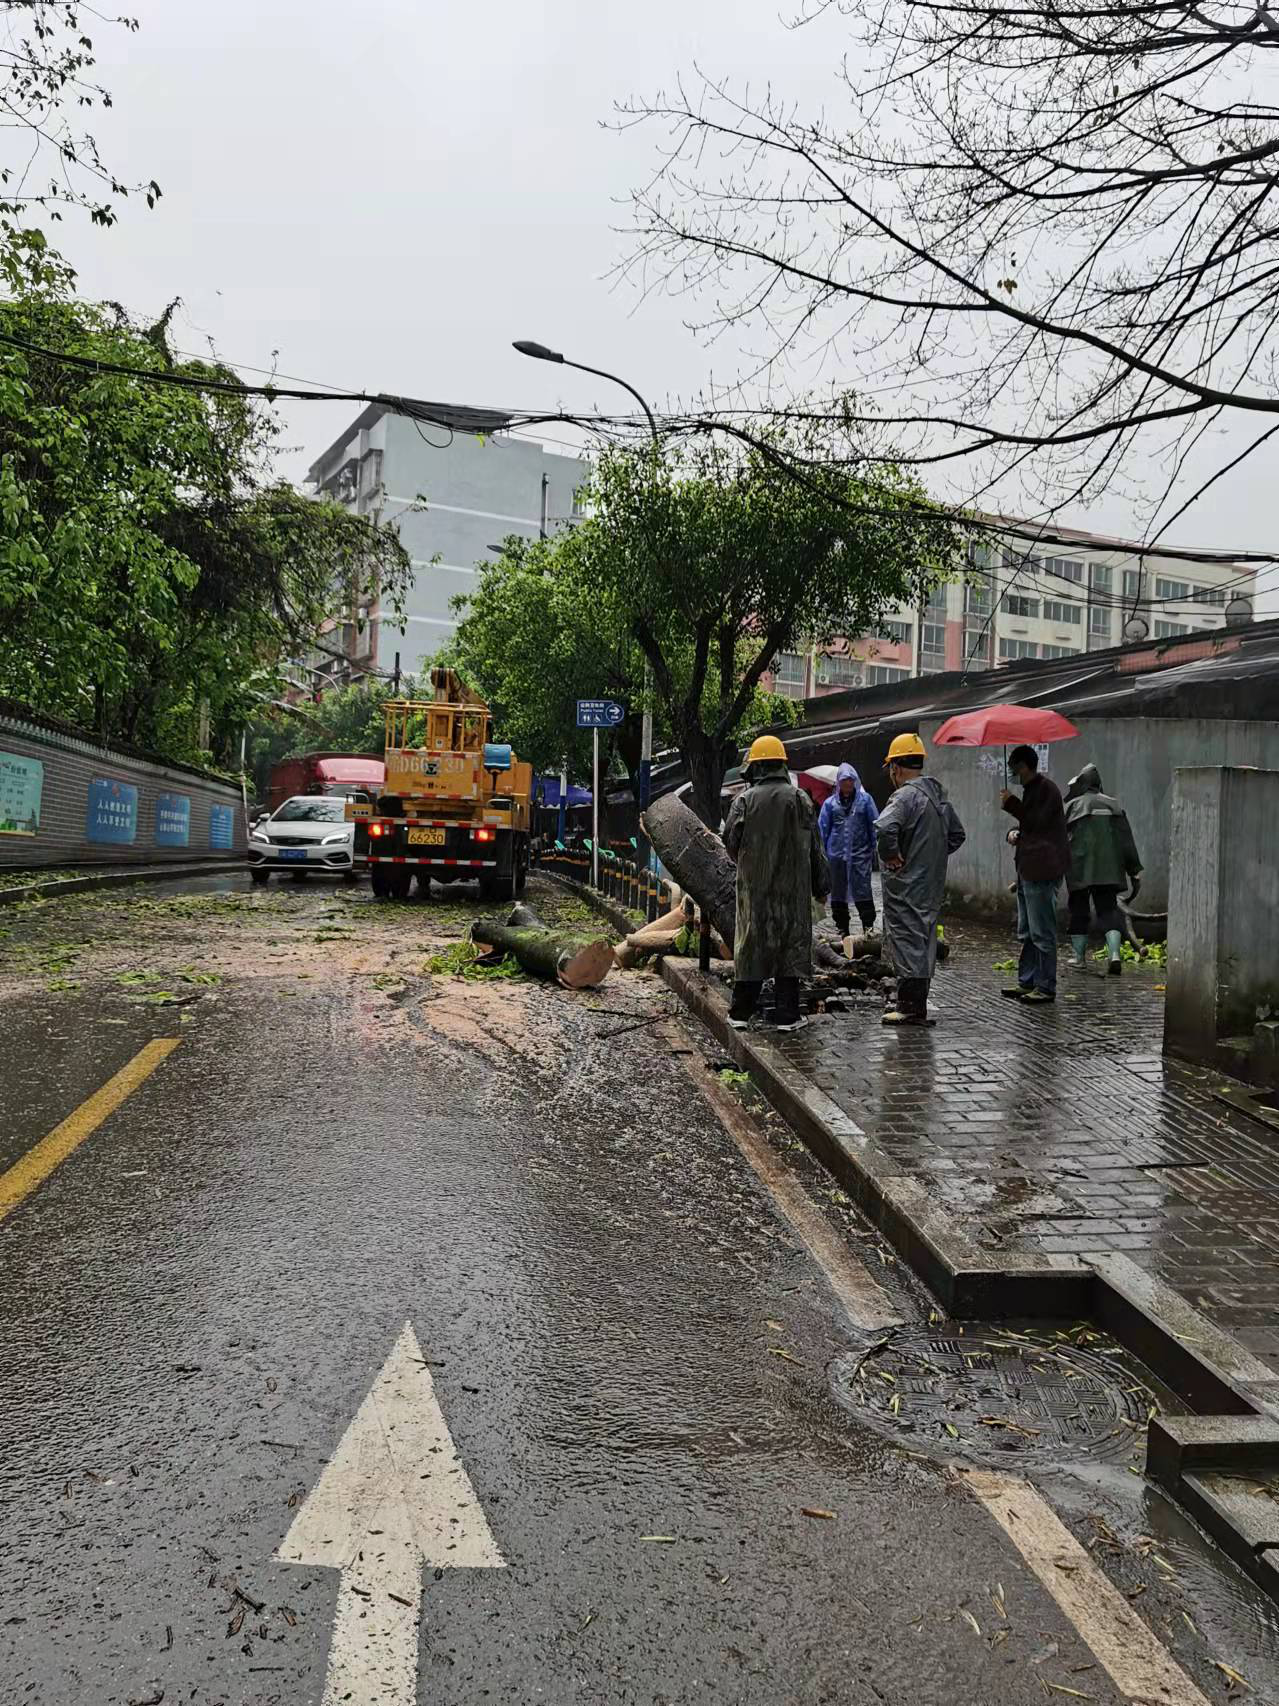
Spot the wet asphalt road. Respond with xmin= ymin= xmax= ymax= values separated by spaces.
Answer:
xmin=2 ymin=873 xmax=1278 ymax=1705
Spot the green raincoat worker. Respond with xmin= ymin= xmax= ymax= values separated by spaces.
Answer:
xmin=723 ymin=735 xmax=829 ymax=1032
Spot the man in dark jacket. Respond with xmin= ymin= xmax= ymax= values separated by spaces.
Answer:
xmin=1064 ymin=763 xmax=1143 ymax=975
xmin=1000 ymin=744 xmax=1070 ymax=1005
xmin=723 ymin=735 xmax=829 ymax=1032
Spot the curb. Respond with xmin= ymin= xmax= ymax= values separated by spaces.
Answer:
xmin=660 ymin=957 xmax=1279 ymax=1604
xmin=0 ymin=860 xmax=247 ymax=907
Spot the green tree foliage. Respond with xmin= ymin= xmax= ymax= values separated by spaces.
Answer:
xmin=245 ymin=675 xmax=426 ymax=800
xmin=446 ymin=529 xmax=798 ymax=797
xmin=0 ymin=295 xmax=411 ymax=764
xmin=0 ymin=4 xmax=160 ymax=290
xmin=454 ymin=432 xmax=959 ymax=824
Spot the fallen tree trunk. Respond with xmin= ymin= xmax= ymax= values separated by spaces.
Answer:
xmin=641 ymin=793 xmax=737 ymax=951
xmin=471 ymin=919 xmax=615 ymax=989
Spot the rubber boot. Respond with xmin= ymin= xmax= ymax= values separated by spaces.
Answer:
xmin=1069 ymin=934 xmax=1088 ymax=968
xmin=856 ymin=899 xmax=877 ymax=934
xmin=1105 ymin=929 xmax=1123 ymax=975
xmin=830 ymin=901 xmax=851 ymax=937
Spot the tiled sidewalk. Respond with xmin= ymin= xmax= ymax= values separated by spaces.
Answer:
xmin=770 ymin=916 xmax=1279 ymax=1374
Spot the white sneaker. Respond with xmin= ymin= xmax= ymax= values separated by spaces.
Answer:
xmin=773 ymin=1014 xmax=809 ymax=1033
xmin=727 ymin=1015 xmax=750 ymax=1030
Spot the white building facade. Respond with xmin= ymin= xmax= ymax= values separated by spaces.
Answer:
xmin=769 ymin=517 xmax=1258 ymax=700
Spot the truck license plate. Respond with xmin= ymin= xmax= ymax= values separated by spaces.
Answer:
xmin=407 ymin=827 xmax=446 ymax=846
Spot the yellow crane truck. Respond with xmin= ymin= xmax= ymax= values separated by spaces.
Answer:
xmin=347 ymin=668 xmax=533 ymax=901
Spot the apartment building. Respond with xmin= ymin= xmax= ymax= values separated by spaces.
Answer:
xmin=303 ymin=404 xmax=587 ymax=686
xmin=769 ymin=517 xmax=1258 ymax=699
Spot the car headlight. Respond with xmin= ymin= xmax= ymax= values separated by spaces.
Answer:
xmin=320 ymin=831 xmax=350 ymax=846
xmin=250 ymin=830 xmax=270 ymax=843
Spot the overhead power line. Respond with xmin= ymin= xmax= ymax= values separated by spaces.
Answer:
xmin=2 ymin=325 xmax=1276 ymax=572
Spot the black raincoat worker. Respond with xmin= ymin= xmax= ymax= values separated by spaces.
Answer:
xmin=723 ymin=735 xmax=830 ymax=1032
xmin=875 ymin=732 xmax=966 ymax=1026
xmin=1064 ymin=763 xmax=1143 ymax=974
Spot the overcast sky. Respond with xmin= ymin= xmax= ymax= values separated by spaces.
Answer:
xmin=56 ymin=0 xmax=1277 ymax=604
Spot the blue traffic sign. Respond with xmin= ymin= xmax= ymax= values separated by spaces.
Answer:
xmin=576 ymin=699 xmax=625 ymax=728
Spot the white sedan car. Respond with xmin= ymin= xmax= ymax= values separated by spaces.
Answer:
xmin=247 ymin=795 xmax=357 ymax=883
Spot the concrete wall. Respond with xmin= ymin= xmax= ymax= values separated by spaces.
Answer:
xmin=1165 ymin=768 xmax=1279 ymax=1060
xmin=0 ymin=706 xmax=245 ymax=869
xmin=921 ymin=715 xmax=1279 ymax=914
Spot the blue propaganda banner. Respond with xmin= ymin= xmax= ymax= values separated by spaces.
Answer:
xmin=0 ymin=752 xmax=43 ymax=837
xmin=154 ymin=792 xmax=191 ymax=847
xmin=209 ymin=803 xmax=235 ymax=850
xmin=86 ymin=778 xmax=138 ymax=844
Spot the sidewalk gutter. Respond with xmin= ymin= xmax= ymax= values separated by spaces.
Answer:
xmin=659 ymin=955 xmax=1279 ymax=1605
xmin=0 ymin=860 xmax=247 ymax=907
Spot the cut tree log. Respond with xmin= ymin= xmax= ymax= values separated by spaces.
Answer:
xmin=641 ymin=793 xmax=737 ymax=951
xmin=471 ymin=919 xmax=615 ymax=989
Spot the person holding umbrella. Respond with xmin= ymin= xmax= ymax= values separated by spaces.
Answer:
xmin=875 ymin=733 xmax=966 ymax=1025
xmin=1001 ymin=745 xmax=1071 ymax=1004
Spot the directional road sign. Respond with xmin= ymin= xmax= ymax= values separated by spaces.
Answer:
xmin=576 ymin=698 xmax=625 ymax=728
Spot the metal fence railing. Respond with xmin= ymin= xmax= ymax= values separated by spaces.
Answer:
xmin=533 ymin=840 xmax=672 ymax=924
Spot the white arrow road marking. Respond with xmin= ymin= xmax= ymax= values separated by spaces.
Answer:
xmin=278 ymin=1322 xmax=504 ymax=1705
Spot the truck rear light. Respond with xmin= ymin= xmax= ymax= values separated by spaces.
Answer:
xmin=369 ymin=822 xmax=388 ymax=837
xmin=472 ymin=827 xmax=495 ymax=841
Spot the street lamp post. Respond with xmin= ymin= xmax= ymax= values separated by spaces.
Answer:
xmin=514 ymin=339 xmax=661 ymax=875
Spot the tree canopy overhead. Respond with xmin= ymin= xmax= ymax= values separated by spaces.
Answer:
xmin=0 ymin=294 xmax=411 ymax=765
xmin=451 ymin=432 xmax=958 ymax=824
xmin=622 ymin=2 xmax=1279 ymax=531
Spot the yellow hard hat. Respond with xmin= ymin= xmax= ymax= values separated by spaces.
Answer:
xmin=746 ymin=734 xmax=788 ymax=765
xmin=884 ymin=732 xmax=926 ymax=765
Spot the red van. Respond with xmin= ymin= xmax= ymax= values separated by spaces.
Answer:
xmin=267 ymin=753 xmax=385 ymax=813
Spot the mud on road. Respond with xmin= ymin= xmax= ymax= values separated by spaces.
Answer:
xmin=2 ymin=873 xmax=1278 ymax=1705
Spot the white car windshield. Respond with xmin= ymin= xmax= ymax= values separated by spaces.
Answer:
xmin=272 ymin=798 xmax=348 ymax=823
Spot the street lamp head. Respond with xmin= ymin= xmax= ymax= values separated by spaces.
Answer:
xmin=512 ymin=339 xmax=564 ymax=364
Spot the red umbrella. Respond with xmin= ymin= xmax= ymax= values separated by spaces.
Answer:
xmin=933 ymin=704 xmax=1079 ymax=746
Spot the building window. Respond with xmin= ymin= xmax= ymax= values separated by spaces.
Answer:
xmin=875 ymin=619 xmax=913 ymax=646
xmin=1123 ymin=568 xmax=1144 ymax=601
xmin=1044 ymin=556 xmax=1085 ymax=585
xmin=815 ymin=653 xmax=860 ymax=687
xmin=1191 ymin=585 xmax=1226 ymax=606
xmin=1091 ymin=564 xmax=1114 ymax=594
xmin=1089 ymin=605 xmax=1111 ymax=637
xmin=1041 ymin=644 xmax=1080 ymax=659
xmin=1154 ymin=620 xmax=1189 ymax=639
xmin=1155 ymin=577 xmax=1191 ymax=602
xmin=920 ymin=622 xmax=947 ymax=672
xmin=359 ymin=450 xmax=383 ymax=496
xmin=1043 ymin=600 xmax=1083 ymax=626
xmin=1002 ymin=593 xmax=1039 ymax=619
xmin=867 ymin=664 xmax=910 ymax=685
xmin=771 ymin=652 xmax=807 ymax=695
xmin=924 ymin=583 xmax=949 ymax=617
xmin=999 ymin=638 xmax=1039 ymax=660
xmin=965 ymin=582 xmax=992 ymax=615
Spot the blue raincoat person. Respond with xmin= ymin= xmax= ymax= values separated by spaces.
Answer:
xmin=817 ymin=762 xmax=880 ymax=935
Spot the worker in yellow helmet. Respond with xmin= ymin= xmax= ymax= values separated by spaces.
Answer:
xmin=723 ymin=735 xmax=830 ymax=1031
xmin=874 ymin=732 xmax=966 ymax=1026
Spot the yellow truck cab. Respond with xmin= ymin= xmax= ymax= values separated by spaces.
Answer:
xmin=347 ymin=669 xmax=532 ymax=901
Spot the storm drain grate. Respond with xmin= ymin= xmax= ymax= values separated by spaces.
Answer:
xmin=830 ymin=1323 xmax=1156 ymax=1468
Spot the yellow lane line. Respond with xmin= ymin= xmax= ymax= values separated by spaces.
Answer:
xmin=0 ymin=1038 xmax=180 ymax=1225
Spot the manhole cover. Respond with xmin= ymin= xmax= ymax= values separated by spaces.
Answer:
xmin=831 ymin=1323 xmax=1155 ymax=1467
